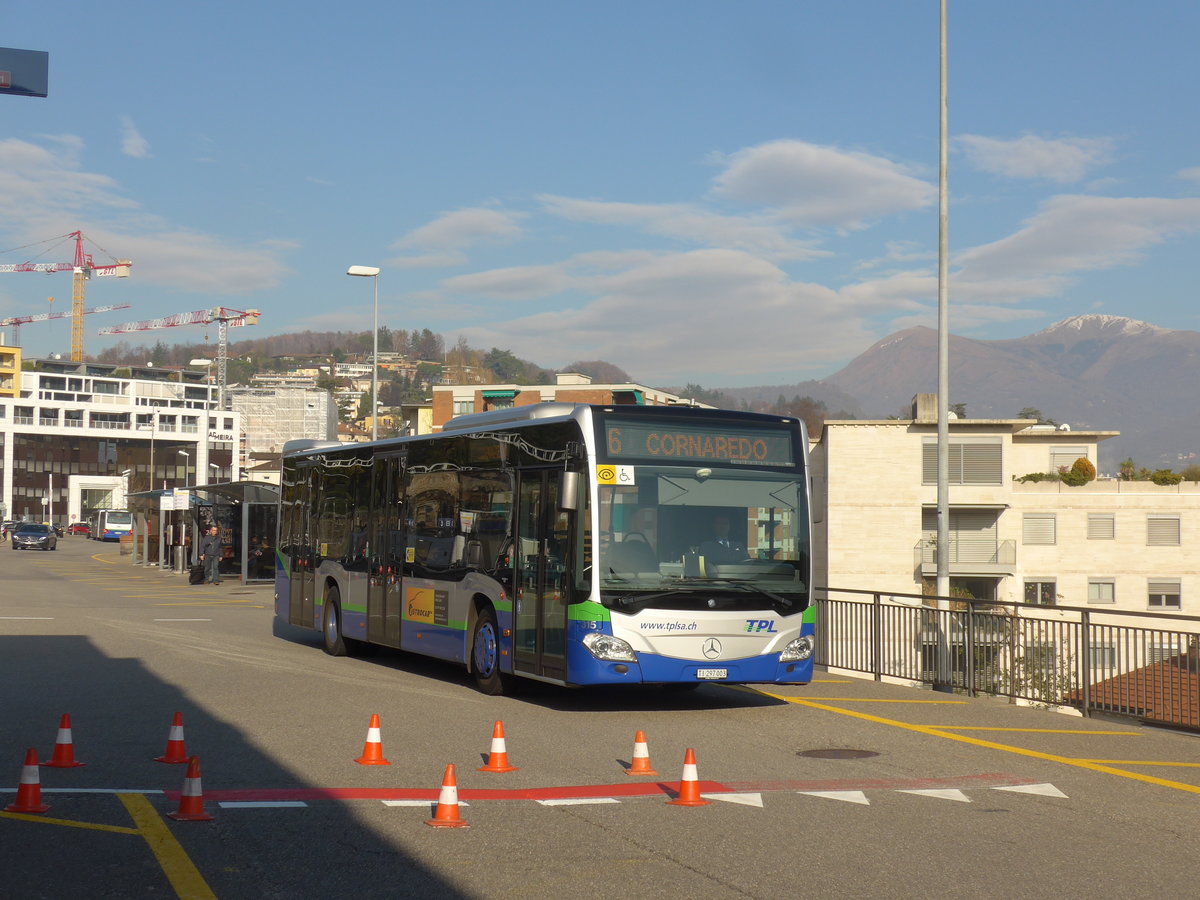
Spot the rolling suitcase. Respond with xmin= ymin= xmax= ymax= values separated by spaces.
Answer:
xmin=189 ymin=563 xmax=205 ymax=585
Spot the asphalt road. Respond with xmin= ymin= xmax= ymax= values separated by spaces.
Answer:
xmin=3 ymin=536 xmax=1199 ymax=899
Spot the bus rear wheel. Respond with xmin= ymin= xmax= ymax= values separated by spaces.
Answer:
xmin=322 ymin=588 xmax=348 ymax=657
xmin=472 ymin=607 xmax=506 ymax=695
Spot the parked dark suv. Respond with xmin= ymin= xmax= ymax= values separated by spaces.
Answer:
xmin=12 ymin=523 xmax=58 ymax=551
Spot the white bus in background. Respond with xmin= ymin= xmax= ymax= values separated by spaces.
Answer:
xmin=94 ymin=509 xmax=133 ymax=542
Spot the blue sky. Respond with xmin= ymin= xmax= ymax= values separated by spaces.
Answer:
xmin=2 ymin=1 xmax=1198 ymax=387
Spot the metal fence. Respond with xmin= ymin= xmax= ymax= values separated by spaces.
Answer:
xmin=815 ymin=587 xmax=1200 ymax=732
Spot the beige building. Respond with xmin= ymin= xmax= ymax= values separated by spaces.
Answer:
xmin=811 ymin=394 xmax=1197 ymax=616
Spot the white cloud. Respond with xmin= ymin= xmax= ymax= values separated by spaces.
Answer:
xmin=388 ymin=251 xmax=468 ymax=269
xmin=954 ymin=195 xmax=1200 ymax=280
xmin=956 ymin=134 xmax=1114 ymax=183
xmin=0 ymin=137 xmax=135 ymax=225
xmin=442 ymin=263 xmax=576 ymax=300
xmin=710 ymin=140 xmax=936 ymax=227
xmin=392 ymin=207 xmax=525 ymax=251
xmin=450 ymin=249 xmax=875 ymax=383
xmin=539 ymin=194 xmax=825 ymax=261
xmin=1177 ymin=167 xmax=1200 ymax=184
xmin=119 ymin=117 xmax=151 ymax=159
xmin=0 ymin=137 xmax=288 ymax=295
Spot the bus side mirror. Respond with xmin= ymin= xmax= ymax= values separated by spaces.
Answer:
xmin=558 ymin=471 xmax=579 ymax=511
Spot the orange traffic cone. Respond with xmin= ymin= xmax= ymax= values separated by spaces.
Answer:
xmin=355 ymin=714 xmax=391 ymax=766
xmin=625 ymin=730 xmax=658 ymax=776
xmin=155 ymin=712 xmax=190 ymax=764
xmin=42 ymin=713 xmax=85 ymax=768
xmin=425 ymin=764 xmax=470 ymax=828
xmin=167 ymin=757 xmax=214 ymax=821
xmin=5 ymin=749 xmax=50 ymax=814
xmin=666 ymin=748 xmax=710 ymax=806
xmin=477 ymin=720 xmax=517 ymax=773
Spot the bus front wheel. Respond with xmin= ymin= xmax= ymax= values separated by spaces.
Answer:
xmin=322 ymin=588 xmax=348 ymax=657
xmin=472 ymin=607 xmax=506 ymax=695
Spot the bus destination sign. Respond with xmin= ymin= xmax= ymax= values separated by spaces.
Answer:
xmin=604 ymin=420 xmax=795 ymax=466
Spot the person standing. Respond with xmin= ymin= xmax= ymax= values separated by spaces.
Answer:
xmin=199 ymin=525 xmax=222 ymax=585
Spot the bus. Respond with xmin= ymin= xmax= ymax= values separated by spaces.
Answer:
xmin=275 ymin=403 xmax=814 ymax=693
xmin=94 ymin=509 xmax=134 ymax=542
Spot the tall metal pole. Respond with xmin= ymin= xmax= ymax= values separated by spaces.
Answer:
xmin=372 ymin=273 xmax=379 ymax=442
xmin=935 ymin=0 xmax=953 ymax=687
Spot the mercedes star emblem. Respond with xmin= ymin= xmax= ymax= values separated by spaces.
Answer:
xmin=702 ymin=638 xmax=722 ymax=659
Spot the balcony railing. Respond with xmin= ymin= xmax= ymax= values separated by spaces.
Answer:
xmin=816 ymin=587 xmax=1200 ymax=732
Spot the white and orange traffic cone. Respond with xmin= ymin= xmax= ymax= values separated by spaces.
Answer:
xmin=42 ymin=713 xmax=85 ymax=768
xmin=167 ymin=757 xmax=214 ymax=822
xmin=155 ymin=712 xmax=190 ymax=764
xmin=5 ymin=749 xmax=50 ymax=814
xmin=666 ymin=748 xmax=710 ymax=806
xmin=355 ymin=714 xmax=391 ymax=766
xmin=625 ymin=730 xmax=658 ymax=776
xmin=477 ymin=720 xmax=517 ymax=773
xmin=425 ymin=764 xmax=470 ymax=828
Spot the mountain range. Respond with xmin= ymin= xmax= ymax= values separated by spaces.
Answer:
xmin=722 ymin=315 xmax=1200 ymax=472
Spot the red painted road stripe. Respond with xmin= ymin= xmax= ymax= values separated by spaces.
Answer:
xmin=168 ymin=774 xmax=1026 ymax=803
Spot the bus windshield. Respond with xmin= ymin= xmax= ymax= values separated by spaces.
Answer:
xmin=104 ymin=511 xmax=133 ymax=525
xmin=595 ymin=464 xmax=809 ymax=613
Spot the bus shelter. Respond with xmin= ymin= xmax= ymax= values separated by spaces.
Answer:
xmin=186 ymin=481 xmax=280 ymax=585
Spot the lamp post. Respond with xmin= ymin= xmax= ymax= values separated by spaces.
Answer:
xmin=346 ymin=265 xmax=381 ymax=441
xmin=138 ymin=419 xmax=159 ymax=490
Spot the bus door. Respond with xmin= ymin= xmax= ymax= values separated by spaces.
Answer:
xmin=513 ymin=470 xmax=569 ymax=681
xmin=288 ymin=463 xmax=317 ymax=628
xmin=367 ymin=454 xmax=404 ymax=648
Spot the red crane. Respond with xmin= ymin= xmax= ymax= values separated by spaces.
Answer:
xmin=0 ymin=303 xmax=132 ymax=348
xmin=0 ymin=231 xmax=132 ymax=361
xmin=98 ymin=306 xmax=261 ymax=409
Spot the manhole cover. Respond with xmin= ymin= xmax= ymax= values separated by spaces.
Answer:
xmin=797 ymin=749 xmax=879 ymax=759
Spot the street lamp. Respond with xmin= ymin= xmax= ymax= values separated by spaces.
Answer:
xmin=346 ymin=265 xmax=381 ymax=441
xmin=177 ymin=449 xmax=190 ymax=484
xmin=138 ymin=419 xmax=159 ymax=489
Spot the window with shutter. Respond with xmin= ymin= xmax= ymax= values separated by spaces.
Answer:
xmin=1049 ymin=446 xmax=1087 ymax=470
xmin=1146 ymin=516 xmax=1180 ymax=546
xmin=1087 ymin=580 xmax=1115 ymax=604
xmin=1087 ymin=514 xmax=1115 ymax=540
xmin=1148 ymin=580 xmax=1181 ymax=609
xmin=1022 ymin=513 xmax=1056 ymax=545
xmin=922 ymin=439 xmax=1002 ymax=485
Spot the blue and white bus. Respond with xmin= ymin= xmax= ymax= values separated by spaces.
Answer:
xmin=94 ymin=509 xmax=133 ymax=542
xmin=275 ymin=403 xmax=814 ymax=693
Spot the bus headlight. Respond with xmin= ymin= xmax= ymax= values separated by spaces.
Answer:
xmin=583 ymin=632 xmax=638 ymax=663
xmin=779 ymin=635 xmax=815 ymax=662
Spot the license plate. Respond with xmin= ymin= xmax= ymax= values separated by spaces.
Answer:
xmin=695 ymin=668 xmax=728 ymax=680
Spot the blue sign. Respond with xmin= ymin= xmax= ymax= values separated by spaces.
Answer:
xmin=0 ymin=48 xmax=49 ymax=98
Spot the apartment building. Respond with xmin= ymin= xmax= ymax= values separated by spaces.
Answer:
xmin=228 ymin=385 xmax=338 ymax=457
xmin=0 ymin=351 xmax=240 ymax=526
xmin=810 ymin=394 xmax=1198 ymax=616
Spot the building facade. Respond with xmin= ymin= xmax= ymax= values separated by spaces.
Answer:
xmin=0 ymin=353 xmax=240 ymax=526
xmin=811 ymin=395 xmax=1198 ymax=617
xmin=228 ymin=385 xmax=338 ymax=458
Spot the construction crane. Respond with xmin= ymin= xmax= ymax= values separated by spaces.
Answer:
xmin=98 ymin=306 xmax=261 ymax=410
xmin=0 ymin=303 xmax=132 ymax=348
xmin=0 ymin=231 xmax=131 ymax=361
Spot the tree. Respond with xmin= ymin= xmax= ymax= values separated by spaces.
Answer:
xmin=483 ymin=348 xmax=529 ymax=383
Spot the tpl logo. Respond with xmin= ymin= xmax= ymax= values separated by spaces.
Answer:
xmin=744 ymin=619 xmax=778 ymax=633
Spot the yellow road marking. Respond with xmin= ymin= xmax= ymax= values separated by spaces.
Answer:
xmin=757 ymin=690 xmax=1200 ymax=796
xmin=802 ymin=698 xmax=967 ymax=704
xmin=91 ymin=553 xmax=118 ymax=565
xmin=119 ymin=793 xmax=217 ymax=900
xmin=925 ymin=727 xmax=1141 ymax=735
xmin=812 ymin=679 xmax=854 ymax=683
xmin=0 ymin=810 xmax=139 ymax=834
xmin=1074 ymin=759 xmax=1200 ymax=768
